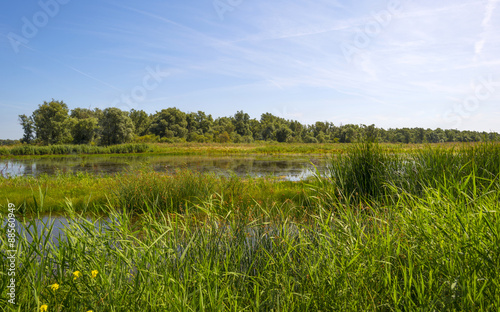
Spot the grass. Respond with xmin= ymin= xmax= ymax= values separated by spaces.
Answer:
xmin=0 ymin=143 xmax=152 ymax=157
xmin=0 ymin=142 xmax=499 ymax=311
xmin=0 ymin=141 xmax=461 ymax=158
xmin=0 ymin=168 xmax=314 ymax=217
xmin=325 ymin=141 xmax=500 ymax=202
xmin=0 ymin=172 xmax=116 ymax=215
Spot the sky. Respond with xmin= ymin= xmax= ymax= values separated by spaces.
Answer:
xmin=1 ymin=0 xmax=500 ymax=140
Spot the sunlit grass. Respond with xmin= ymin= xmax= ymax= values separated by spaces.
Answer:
xmin=1 ymin=142 xmax=499 ymax=310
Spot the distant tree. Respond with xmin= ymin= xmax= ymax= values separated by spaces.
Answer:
xmin=218 ymin=131 xmax=231 ymax=143
xmin=99 ymin=108 xmax=135 ymax=145
xmin=70 ymin=108 xmax=99 ymax=144
xmin=195 ymin=111 xmax=214 ymax=135
xmin=214 ymin=116 xmax=235 ymax=134
xmin=0 ymin=139 xmax=20 ymax=146
xmin=18 ymin=114 xmax=35 ymax=143
xmin=249 ymin=119 xmax=262 ymax=140
xmin=129 ymin=109 xmax=151 ymax=137
xmin=72 ymin=118 xmax=98 ymax=144
xmin=149 ymin=108 xmax=188 ymax=139
xmin=32 ymin=100 xmax=72 ymax=144
xmin=363 ymin=124 xmax=378 ymax=142
xmin=275 ymin=125 xmax=293 ymax=143
xmin=289 ymin=120 xmax=304 ymax=142
xmin=233 ymin=111 xmax=252 ymax=137
xmin=71 ymin=107 xmax=94 ymax=119
xmin=186 ymin=111 xmax=214 ymax=136
xmin=260 ymin=113 xmax=280 ymax=141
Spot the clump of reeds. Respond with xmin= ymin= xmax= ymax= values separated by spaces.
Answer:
xmin=3 ymin=170 xmax=499 ymax=310
xmin=325 ymin=142 xmax=500 ymax=202
xmin=7 ymin=143 xmax=151 ymax=156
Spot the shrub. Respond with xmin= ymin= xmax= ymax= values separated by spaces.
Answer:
xmin=0 ymin=147 xmax=10 ymax=156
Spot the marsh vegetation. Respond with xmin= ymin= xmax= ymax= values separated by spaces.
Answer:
xmin=1 ymin=142 xmax=499 ymax=311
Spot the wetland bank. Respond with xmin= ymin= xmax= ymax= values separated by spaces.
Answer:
xmin=1 ymin=142 xmax=499 ymax=311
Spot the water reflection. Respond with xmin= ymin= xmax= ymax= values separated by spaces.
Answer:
xmin=1 ymin=155 xmax=327 ymax=181
xmin=4 ymin=216 xmax=108 ymax=247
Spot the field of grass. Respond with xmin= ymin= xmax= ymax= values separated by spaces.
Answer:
xmin=0 ymin=141 xmax=462 ymax=158
xmin=1 ymin=142 xmax=499 ymax=311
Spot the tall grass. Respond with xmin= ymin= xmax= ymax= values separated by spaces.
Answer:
xmin=326 ymin=142 xmax=500 ymax=202
xmin=116 ymin=169 xmax=311 ymax=219
xmin=1 ymin=143 xmax=499 ymax=310
xmin=6 ymin=143 xmax=151 ymax=156
xmin=1 ymin=170 xmax=499 ymax=310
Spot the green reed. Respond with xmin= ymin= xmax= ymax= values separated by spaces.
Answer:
xmin=326 ymin=142 xmax=500 ymax=202
xmin=2 ymin=170 xmax=499 ymax=310
xmin=1 ymin=143 xmax=499 ymax=310
xmin=5 ymin=143 xmax=151 ymax=156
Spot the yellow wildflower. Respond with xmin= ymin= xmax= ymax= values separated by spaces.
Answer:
xmin=91 ymin=270 xmax=98 ymax=278
xmin=73 ymin=271 xmax=82 ymax=280
xmin=50 ymin=283 xmax=59 ymax=291
xmin=40 ymin=304 xmax=48 ymax=312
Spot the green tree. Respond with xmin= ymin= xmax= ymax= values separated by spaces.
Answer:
xmin=233 ymin=111 xmax=252 ymax=136
xmin=72 ymin=118 xmax=98 ymax=144
xmin=186 ymin=111 xmax=213 ymax=135
xmin=275 ymin=125 xmax=293 ymax=143
xmin=99 ymin=108 xmax=135 ymax=145
xmin=218 ymin=131 xmax=231 ymax=143
xmin=129 ymin=109 xmax=151 ymax=137
xmin=289 ymin=121 xmax=304 ymax=142
xmin=32 ymin=100 xmax=72 ymax=144
xmin=149 ymin=108 xmax=188 ymax=139
xmin=213 ymin=116 xmax=236 ymax=141
xmin=363 ymin=124 xmax=378 ymax=143
xmin=70 ymin=108 xmax=99 ymax=144
xmin=18 ymin=114 xmax=35 ymax=143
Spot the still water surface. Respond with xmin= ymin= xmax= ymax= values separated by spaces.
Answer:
xmin=1 ymin=155 xmax=328 ymax=181
xmin=2 ymin=155 xmax=329 ymax=239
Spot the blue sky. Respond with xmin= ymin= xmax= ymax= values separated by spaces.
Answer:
xmin=1 ymin=0 xmax=500 ymax=139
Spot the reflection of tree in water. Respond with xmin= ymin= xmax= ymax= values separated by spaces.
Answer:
xmin=6 ymin=155 xmax=326 ymax=180
xmin=21 ymin=162 xmax=35 ymax=176
xmin=0 ymin=161 xmax=25 ymax=177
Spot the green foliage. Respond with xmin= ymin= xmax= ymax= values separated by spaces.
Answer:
xmin=18 ymin=114 xmax=34 ymax=143
xmin=129 ymin=109 xmax=151 ymax=136
xmin=69 ymin=108 xmax=101 ymax=144
xmin=71 ymin=117 xmax=98 ymax=144
xmin=217 ymin=131 xmax=231 ymax=143
xmin=233 ymin=110 xmax=252 ymax=136
xmin=99 ymin=107 xmax=135 ymax=145
xmin=326 ymin=142 xmax=500 ymax=201
xmin=149 ymin=107 xmax=188 ymax=139
xmin=0 ymin=139 xmax=20 ymax=146
xmin=2 ymin=166 xmax=499 ymax=310
xmin=327 ymin=142 xmax=388 ymax=199
xmin=8 ymin=143 xmax=150 ymax=156
xmin=186 ymin=111 xmax=214 ymax=138
xmin=17 ymin=101 xmax=500 ymax=145
xmin=133 ymin=134 xmax=160 ymax=143
xmin=32 ymin=100 xmax=73 ymax=144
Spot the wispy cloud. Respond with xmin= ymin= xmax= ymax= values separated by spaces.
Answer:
xmin=475 ymin=0 xmax=499 ymax=57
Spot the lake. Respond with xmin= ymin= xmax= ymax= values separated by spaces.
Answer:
xmin=1 ymin=154 xmax=328 ymax=181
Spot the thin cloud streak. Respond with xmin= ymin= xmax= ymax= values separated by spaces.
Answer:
xmin=475 ymin=0 xmax=499 ymax=56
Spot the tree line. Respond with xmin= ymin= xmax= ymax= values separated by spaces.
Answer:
xmin=17 ymin=100 xmax=500 ymax=146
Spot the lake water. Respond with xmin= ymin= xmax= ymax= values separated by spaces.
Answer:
xmin=1 ymin=154 xmax=329 ymax=240
xmin=1 ymin=155 xmax=328 ymax=181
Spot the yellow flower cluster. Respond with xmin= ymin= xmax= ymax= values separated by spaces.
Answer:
xmin=40 ymin=269 xmax=100 ymax=310
xmin=73 ymin=270 xmax=82 ymax=280
xmin=50 ymin=283 xmax=59 ymax=291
